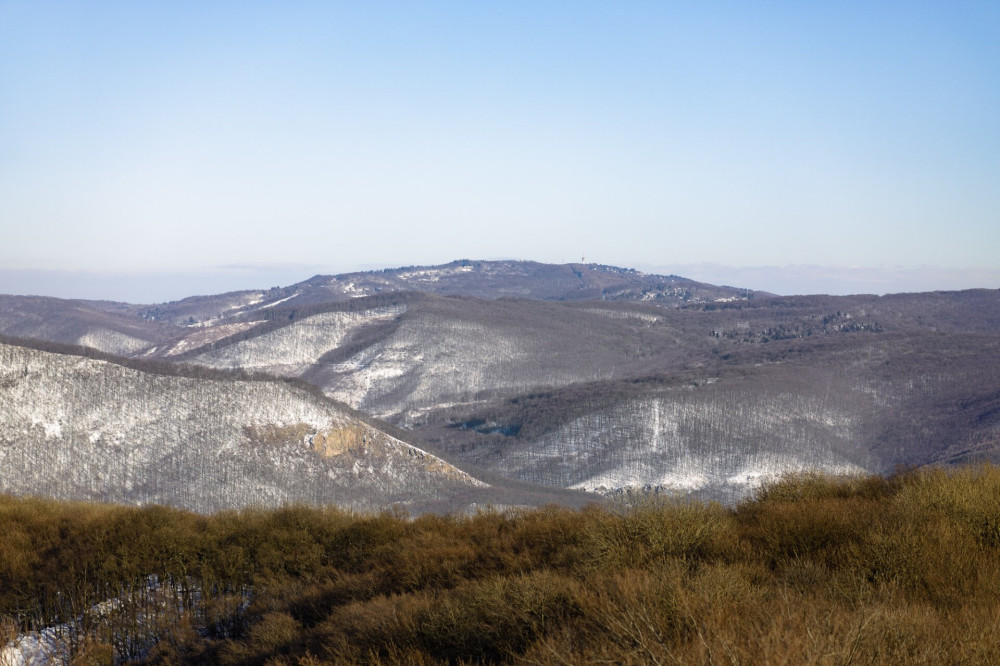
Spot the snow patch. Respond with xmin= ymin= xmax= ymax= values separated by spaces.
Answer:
xmin=257 ymin=293 xmax=299 ymax=309
xmin=725 ymin=461 xmax=867 ymax=489
xmin=77 ymin=330 xmax=149 ymax=356
xmin=30 ymin=415 xmax=63 ymax=440
xmin=160 ymin=322 xmax=261 ymax=357
xmin=579 ymin=308 xmax=662 ymax=323
xmin=2 ymin=626 xmax=64 ymax=666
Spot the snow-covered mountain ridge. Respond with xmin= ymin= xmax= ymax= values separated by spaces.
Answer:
xmin=1 ymin=261 xmax=999 ymax=504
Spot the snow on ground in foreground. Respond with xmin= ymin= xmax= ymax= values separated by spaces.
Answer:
xmin=2 ymin=625 xmax=68 ymax=666
xmin=0 ymin=576 xmax=201 ymax=666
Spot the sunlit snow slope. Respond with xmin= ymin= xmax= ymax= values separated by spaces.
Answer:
xmin=0 ymin=341 xmax=485 ymax=513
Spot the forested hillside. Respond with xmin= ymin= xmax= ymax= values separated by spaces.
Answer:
xmin=1 ymin=262 xmax=998 ymax=502
xmin=155 ymin=287 xmax=1000 ymax=499
xmin=0 ymin=339 xmax=491 ymax=513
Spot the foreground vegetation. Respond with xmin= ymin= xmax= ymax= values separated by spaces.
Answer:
xmin=2 ymin=465 xmax=1000 ymax=664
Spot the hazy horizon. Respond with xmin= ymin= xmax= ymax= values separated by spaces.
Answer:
xmin=2 ymin=3 xmax=997 ymax=293
xmin=1 ymin=261 xmax=998 ymax=304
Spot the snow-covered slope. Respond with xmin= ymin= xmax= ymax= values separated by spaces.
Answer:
xmin=447 ymin=377 xmax=877 ymax=500
xmin=154 ymin=288 xmax=1000 ymax=502
xmin=422 ymin=330 xmax=1000 ymax=499
xmin=191 ymin=306 xmax=406 ymax=375
xmin=180 ymin=296 xmax=702 ymax=420
xmin=0 ymin=341 xmax=485 ymax=513
xmin=313 ymin=301 xmax=627 ymax=418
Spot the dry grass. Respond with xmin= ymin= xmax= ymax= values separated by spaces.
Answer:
xmin=1 ymin=465 xmax=999 ymax=664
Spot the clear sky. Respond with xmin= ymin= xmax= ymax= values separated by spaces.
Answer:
xmin=1 ymin=2 xmax=998 ymax=301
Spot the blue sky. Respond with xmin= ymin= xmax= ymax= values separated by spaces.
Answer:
xmin=1 ymin=2 xmax=998 ymax=301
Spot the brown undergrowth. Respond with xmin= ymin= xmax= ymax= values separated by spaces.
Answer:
xmin=1 ymin=465 xmax=999 ymax=664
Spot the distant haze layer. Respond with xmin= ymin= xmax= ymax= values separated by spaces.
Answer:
xmin=2 ymin=263 xmax=1000 ymax=304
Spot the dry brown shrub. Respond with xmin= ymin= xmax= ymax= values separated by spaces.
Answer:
xmin=249 ymin=611 xmax=301 ymax=651
xmin=852 ymin=516 xmax=987 ymax=606
xmin=0 ymin=615 xmax=18 ymax=646
xmin=312 ymin=593 xmax=423 ymax=663
xmin=506 ymin=506 xmax=593 ymax=571
xmin=414 ymin=570 xmax=581 ymax=662
xmin=892 ymin=464 xmax=1000 ymax=547
xmin=378 ymin=527 xmax=479 ymax=592
xmin=5 ymin=467 xmax=1000 ymax=664
xmin=571 ymin=565 xmax=692 ymax=665
xmin=739 ymin=495 xmax=878 ymax=568
xmin=753 ymin=471 xmax=897 ymax=504
xmin=69 ymin=636 xmax=114 ymax=665
xmin=586 ymin=498 xmax=737 ymax=571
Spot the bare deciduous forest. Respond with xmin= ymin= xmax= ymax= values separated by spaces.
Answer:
xmin=2 ymin=466 xmax=1000 ymax=664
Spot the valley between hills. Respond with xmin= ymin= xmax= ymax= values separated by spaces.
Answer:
xmin=1 ymin=260 xmax=998 ymax=511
